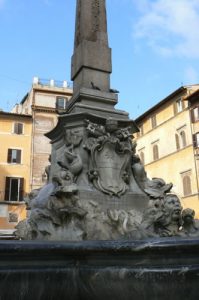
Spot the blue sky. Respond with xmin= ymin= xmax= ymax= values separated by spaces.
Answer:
xmin=0 ymin=0 xmax=199 ymax=119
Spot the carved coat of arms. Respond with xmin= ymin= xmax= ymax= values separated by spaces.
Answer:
xmin=84 ymin=119 xmax=133 ymax=196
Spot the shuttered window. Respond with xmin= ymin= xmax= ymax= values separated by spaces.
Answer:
xmin=191 ymin=107 xmax=199 ymax=123
xmin=7 ymin=149 xmax=21 ymax=164
xmin=56 ymin=97 xmax=68 ymax=110
xmin=173 ymin=98 xmax=184 ymax=115
xmin=193 ymin=133 xmax=199 ymax=148
xmin=153 ymin=145 xmax=159 ymax=161
xmin=4 ymin=177 xmax=24 ymax=201
xmin=175 ymin=134 xmax=180 ymax=150
xmin=151 ymin=115 xmax=157 ymax=129
xmin=183 ymin=176 xmax=192 ymax=196
xmin=180 ymin=131 xmax=187 ymax=148
xmin=140 ymin=151 xmax=145 ymax=164
xmin=13 ymin=123 xmax=23 ymax=134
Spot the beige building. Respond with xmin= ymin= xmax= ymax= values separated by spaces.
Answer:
xmin=0 ymin=78 xmax=72 ymax=235
xmin=0 ymin=111 xmax=32 ymax=234
xmin=12 ymin=77 xmax=73 ymax=190
xmin=135 ymin=84 xmax=199 ymax=217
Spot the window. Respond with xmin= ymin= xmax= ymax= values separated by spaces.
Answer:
xmin=139 ymin=125 xmax=144 ymax=136
xmin=176 ymin=127 xmax=187 ymax=150
xmin=176 ymin=98 xmax=183 ymax=113
xmin=182 ymin=175 xmax=192 ymax=196
xmin=13 ymin=122 xmax=23 ymax=134
xmin=193 ymin=132 xmax=199 ymax=148
xmin=175 ymin=134 xmax=180 ymax=150
xmin=7 ymin=149 xmax=21 ymax=164
xmin=4 ymin=177 xmax=24 ymax=202
xmin=140 ymin=151 xmax=145 ymax=164
xmin=174 ymin=98 xmax=184 ymax=114
xmin=153 ymin=144 xmax=159 ymax=161
xmin=56 ymin=97 xmax=68 ymax=110
xmin=180 ymin=131 xmax=186 ymax=148
xmin=137 ymin=125 xmax=143 ymax=137
xmin=151 ymin=115 xmax=157 ymax=129
xmin=191 ymin=107 xmax=199 ymax=123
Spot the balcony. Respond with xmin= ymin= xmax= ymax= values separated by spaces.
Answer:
xmin=32 ymin=77 xmax=73 ymax=89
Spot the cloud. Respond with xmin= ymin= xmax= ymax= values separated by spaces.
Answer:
xmin=132 ymin=0 xmax=199 ymax=58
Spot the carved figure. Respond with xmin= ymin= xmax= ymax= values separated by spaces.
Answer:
xmin=85 ymin=119 xmax=105 ymax=137
xmin=15 ymin=174 xmax=87 ymax=241
xmin=144 ymin=178 xmax=173 ymax=199
xmin=132 ymin=155 xmax=173 ymax=199
xmin=65 ymin=129 xmax=83 ymax=147
xmin=57 ymin=149 xmax=83 ymax=179
xmin=107 ymin=209 xmax=140 ymax=238
xmin=181 ymin=208 xmax=199 ymax=237
xmin=44 ymin=155 xmax=51 ymax=183
xmin=158 ymin=194 xmax=182 ymax=237
xmin=52 ymin=169 xmax=77 ymax=198
xmin=139 ymin=199 xmax=165 ymax=238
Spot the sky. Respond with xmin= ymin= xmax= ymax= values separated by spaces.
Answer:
xmin=0 ymin=0 xmax=199 ymax=119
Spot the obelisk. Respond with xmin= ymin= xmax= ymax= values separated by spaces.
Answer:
xmin=71 ymin=0 xmax=112 ymax=93
xmin=67 ymin=0 xmax=126 ymax=117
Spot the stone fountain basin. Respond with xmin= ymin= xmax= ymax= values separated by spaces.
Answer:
xmin=0 ymin=238 xmax=199 ymax=300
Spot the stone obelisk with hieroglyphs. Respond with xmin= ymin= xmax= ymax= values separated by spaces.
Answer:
xmin=72 ymin=0 xmax=111 ymax=93
xmin=67 ymin=0 xmax=128 ymax=118
xmin=45 ymin=0 xmax=148 ymax=214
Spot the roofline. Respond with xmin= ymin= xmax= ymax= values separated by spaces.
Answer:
xmin=20 ymin=92 xmax=29 ymax=104
xmin=0 ymin=111 xmax=32 ymax=118
xmin=135 ymin=86 xmax=186 ymax=123
xmin=186 ymin=89 xmax=199 ymax=102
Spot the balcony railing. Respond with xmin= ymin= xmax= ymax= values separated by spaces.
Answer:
xmin=33 ymin=77 xmax=73 ymax=89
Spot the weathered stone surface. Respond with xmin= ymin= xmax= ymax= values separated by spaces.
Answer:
xmin=15 ymin=0 xmax=199 ymax=243
xmin=72 ymin=0 xmax=111 ymax=94
xmin=11 ymin=1 xmax=199 ymax=298
xmin=1 ymin=239 xmax=199 ymax=300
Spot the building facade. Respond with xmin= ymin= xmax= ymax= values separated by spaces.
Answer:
xmin=135 ymin=85 xmax=199 ymax=217
xmin=0 ymin=78 xmax=72 ymax=234
xmin=12 ymin=77 xmax=73 ymax=190
xmin=0 ymin=112 xmax=32 ymax=234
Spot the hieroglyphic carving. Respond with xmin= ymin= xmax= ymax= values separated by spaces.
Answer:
xmin=92 ymin=0 xmax=100 ymax=33
xmin=74 ymin=0 xmax=81 ymax=48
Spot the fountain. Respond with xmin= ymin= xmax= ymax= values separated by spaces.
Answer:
xmin=1 ymin=1 xmax=199 ymax=299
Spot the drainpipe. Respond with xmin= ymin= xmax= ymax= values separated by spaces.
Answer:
xmin=30 ymin=88 xmax=36 ymax=191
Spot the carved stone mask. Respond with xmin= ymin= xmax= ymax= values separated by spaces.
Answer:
xmin=164 ymin=195 xmax=182 ymax=221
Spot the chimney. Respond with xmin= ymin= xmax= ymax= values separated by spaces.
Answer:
xmin=50 ymin=79 xmax=55 ymax=87
xmin=63 ymin=80 xmax=68 ymax=88
xmin=33 ymin=77 xmax=39 ymax=85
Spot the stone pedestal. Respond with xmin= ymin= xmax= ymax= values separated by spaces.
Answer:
xmin=0 ymin=238 xmax=199 ymax=300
